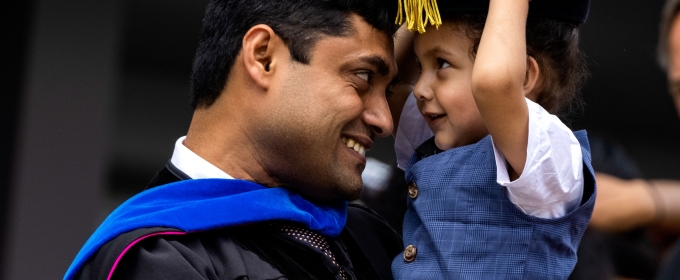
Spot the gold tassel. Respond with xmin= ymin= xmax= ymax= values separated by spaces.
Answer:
xmin=396 ymin=0 xmax=442 ymax=33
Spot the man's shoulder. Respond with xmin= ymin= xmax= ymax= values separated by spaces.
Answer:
xmin=75 ymin=205 xmax=403 ymax=280
xmin=75 ymin=225 xmax=284 ymax=280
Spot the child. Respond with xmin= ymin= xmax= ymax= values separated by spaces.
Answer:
xmin=390 ymin=0 xmax=596 ymax=278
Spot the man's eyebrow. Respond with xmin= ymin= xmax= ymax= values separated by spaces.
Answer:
xmin=360 ymin=55 xmax=391 ymax=77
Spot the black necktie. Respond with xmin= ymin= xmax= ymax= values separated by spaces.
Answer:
xmin=278 ymin=224 xmax=348 ymax=280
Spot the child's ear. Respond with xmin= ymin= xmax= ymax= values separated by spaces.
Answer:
xmin=523 ymin=56 xmax=540 ymax=98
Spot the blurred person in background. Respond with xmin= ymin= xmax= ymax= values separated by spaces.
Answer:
xmin=649 ymin=0 xmax=680 ymax=278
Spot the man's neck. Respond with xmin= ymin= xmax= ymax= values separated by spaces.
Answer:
xmin=183 ymin=108 xmax=281 ymax=187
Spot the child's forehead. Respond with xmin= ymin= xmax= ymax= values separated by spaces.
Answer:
xmin=414 ymin=25 xmax=473 ymax=57
xmin=416 ymin=23 xmax=464 ymax=39
xmin=415 ymin=24 xmax=470 ymax=44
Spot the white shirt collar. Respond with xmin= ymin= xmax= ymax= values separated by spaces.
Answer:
xmin=170 ymin=136 xmax=233 ymax=180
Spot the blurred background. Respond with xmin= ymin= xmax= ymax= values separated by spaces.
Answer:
xmin=1 ymin=0 xmax=678 ymax=279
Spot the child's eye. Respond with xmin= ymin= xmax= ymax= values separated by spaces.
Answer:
xmin=356 ymin=73 xmax=370 ymax=82
xmin=437 ymin=59 xmax=451 ymax=69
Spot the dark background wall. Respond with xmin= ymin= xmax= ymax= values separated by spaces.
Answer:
xmin=0 ymin=0 xmax=34 ymax=275
xmin=573 ymin=0 xmax=680 ymax=179
xmin=1 ymin=0 xmax=677 ymax=278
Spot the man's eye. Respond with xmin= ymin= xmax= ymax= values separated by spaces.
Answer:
xmin=356 ymin=73 xmax=370 ymax=82
xmin=438 ymin=59 xmax=451 ymax=69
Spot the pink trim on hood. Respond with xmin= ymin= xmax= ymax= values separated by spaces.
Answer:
xmin=107 ymin=231 xmax=186 ymax=280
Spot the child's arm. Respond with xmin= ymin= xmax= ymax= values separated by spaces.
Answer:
xmin=388 ymin=24 xmax=419 ymax=137
xmin=471 ymin=0 xmax=532 ymax=179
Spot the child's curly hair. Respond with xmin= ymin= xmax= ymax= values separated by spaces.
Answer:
xmin=446 ymin=13 xmax=589 ymax=116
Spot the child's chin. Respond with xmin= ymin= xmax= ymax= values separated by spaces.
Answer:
xmin=433 ymin=135 xmax=454 ymax=151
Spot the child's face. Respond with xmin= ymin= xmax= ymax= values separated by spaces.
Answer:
xmin=413 ymin=24 xmax=488 ymax=150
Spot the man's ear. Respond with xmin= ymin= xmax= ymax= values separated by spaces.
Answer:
xmin=242 ymin=24 xmax=283 ymax=90
xmin=523 ymin=56 xmax=541 ymax=98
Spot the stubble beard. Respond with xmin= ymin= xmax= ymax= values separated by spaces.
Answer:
xmin=252 ymin=125 xmax=365 ymax=203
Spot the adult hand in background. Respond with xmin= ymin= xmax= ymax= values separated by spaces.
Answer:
xmin=590 ymin=172 xmax=656 ymax=232
xmin=591 ymin=172 xmax=680 ymax=233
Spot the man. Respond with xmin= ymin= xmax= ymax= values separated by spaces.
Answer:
xmin=64 ymin=0 xmax=402 ymax=279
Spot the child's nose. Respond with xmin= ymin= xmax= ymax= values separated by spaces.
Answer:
xmin=413 ymin=75 xmax=434 ymax=101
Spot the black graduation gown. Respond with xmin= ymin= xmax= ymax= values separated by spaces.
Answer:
xmin=74 ymin=164 xmax=403 ymax=280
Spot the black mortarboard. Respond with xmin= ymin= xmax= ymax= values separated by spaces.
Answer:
xmin=396 ymin=0 xmax=590 ymax=33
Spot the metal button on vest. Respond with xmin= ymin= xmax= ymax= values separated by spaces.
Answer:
xmin=408 ymin=182 xmax=418 ymax=199
xmin=403 ymin=245 xmax=417 ymax=262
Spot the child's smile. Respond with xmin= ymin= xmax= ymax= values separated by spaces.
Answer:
xmin=423 ymin=111 xmax=447 ymax=129
xmin=413 ymin=24 xmax=488 ymax=150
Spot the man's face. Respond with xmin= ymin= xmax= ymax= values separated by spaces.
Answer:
xmin=255 ymin=14 xmax=396 ymax=203
xmin=667 ymin=14 xmax=680 ymax=117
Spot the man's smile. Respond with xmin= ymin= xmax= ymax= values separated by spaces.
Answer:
xmin=341 ymin=136 xmax=368 ymax=156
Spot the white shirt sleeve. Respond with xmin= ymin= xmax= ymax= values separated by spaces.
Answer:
xmin=492 ymin=98 xmax=584 ymax=219
xmin=394 ymin=93 xmax=434 ymax=170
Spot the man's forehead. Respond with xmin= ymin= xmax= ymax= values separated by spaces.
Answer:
xmin=312 ymin=27 xmax=396 ymax=77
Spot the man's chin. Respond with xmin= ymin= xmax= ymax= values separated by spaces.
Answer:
xmin=342 ymin=185 xmax=363 ymax=201
xmin=327 ymin=164 xmax=364 ymax=200
xmin=324 ymin=180 xmax=363 ymax=203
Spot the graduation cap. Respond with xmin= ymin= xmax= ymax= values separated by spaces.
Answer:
xmin=396 ymin=0 xmax=591 ymax=33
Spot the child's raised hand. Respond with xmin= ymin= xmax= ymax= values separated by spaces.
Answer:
xmin=471 ymin=0 xmax=535 ymax=180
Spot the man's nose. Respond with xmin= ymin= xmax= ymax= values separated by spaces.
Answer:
xmin=362 ymin=93 xmax=394 ymax=137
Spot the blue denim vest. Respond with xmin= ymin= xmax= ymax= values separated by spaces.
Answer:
xmin=392 ymin=131 xmax=596 ymax=279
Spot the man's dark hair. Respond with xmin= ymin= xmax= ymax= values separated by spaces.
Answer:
xmin=191 ymin=0 xmax=398 ymax=108
xmin=445 ymin=13 xmax=589 ymax=117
